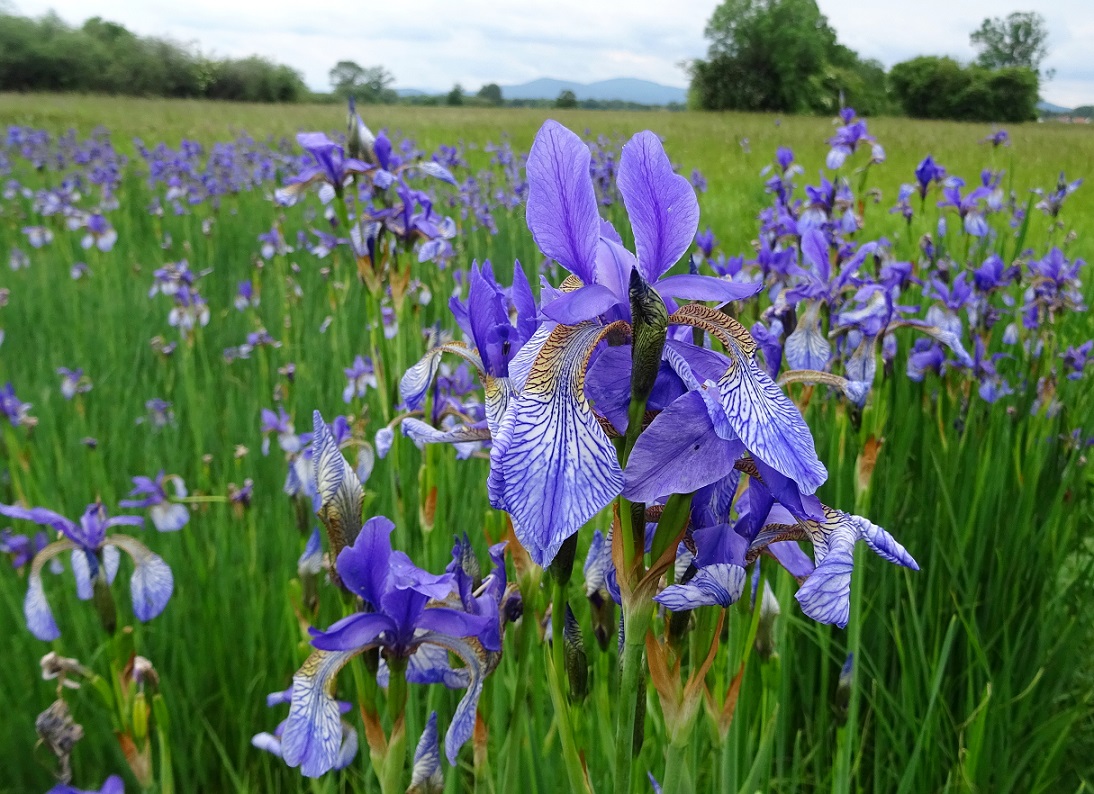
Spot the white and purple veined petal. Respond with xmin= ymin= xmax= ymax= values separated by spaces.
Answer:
xmin=312 ymin=411 xmax=365 ymax=554
xmin=401 ymin=418 xmax=492 ymax=450
xmin=400 ymin=342 xmax=485 ymax=411
xmin=408 ymin=712 xmax=445 ymax=793
xmin=716 ymin=343 xmax=827 ymax=495
xmin=492 ymin=322 xmax=624 ymax=567
xmin=795 ymin=508 xmax=918 ymax=628
xmin=282 ymin=649 xmax=361 ymax=777
xmin=415 ymin=629 xmax=492 ymax=765
xmin=618 ymin=130 xmax=700 ymax=282
xmin=785 ymin=302 xmax=831 ymax=372
xmin=525 ymin=120 xmax=600 ymax=286
xmin=106 ymin=534 xmax=174 ymax=623
xmin=654 ymin=563 xmax=746 ymax=610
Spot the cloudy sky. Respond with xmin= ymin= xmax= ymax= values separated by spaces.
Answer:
xmin=11 ymin=0 xmax=1094 ymax=107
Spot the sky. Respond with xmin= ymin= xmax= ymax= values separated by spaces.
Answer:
xmin=10 ymin=0 xmax=1094 ymax=107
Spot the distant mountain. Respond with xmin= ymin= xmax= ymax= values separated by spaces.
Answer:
xmin=1037 ymin=100 xmax=1073 ymax=115
xmin=501 ymin=77 xmax=687 ymax=105
xmin=395 ymin=88 xmax=427 ymax=97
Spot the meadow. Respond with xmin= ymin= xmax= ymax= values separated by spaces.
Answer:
xmin=0 ymin=93 xmax=1092 ymax=794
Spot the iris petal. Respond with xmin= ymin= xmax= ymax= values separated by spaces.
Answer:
xmin=541 ymin=284 xmax=621 ymax=324
xmin=107 ymin=535 xmax=174 ymax=622
xmin=409 ymin=712 xmax=444 ymax=792
xmin=416 ymin=630 xmax=492 ymax=765
xmin=623 ymin=391 xmax=744 ymax=502
xmin=618 ymin=130 xmax=700 ymax=281
xmin=717 ymin=348 xmax=827 ymax=495
xmin=655 ymin=274 xmax=761 ymax=303
xmin=785 ymin=302 xmax=831 ymax=371
xmin=493 ymin=323 xmax=624 ymax=566
xmin=400 ymin=342 xmax=485 ymax=411
xmin=655 ymin=563 xmax=746 ymax=610
xmin=335 ymin=516 xmax=395 ymax=608
xmin=525 ymin=120 xmax=599 ymax=285
xmin=313 ymin=411 xmax=365 ymax=555
xmin=282 ymin=649 xmax=361 ymax=777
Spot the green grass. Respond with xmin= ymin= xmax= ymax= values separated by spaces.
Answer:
xmin=0 ymin=94 xmax=1091 ymax=793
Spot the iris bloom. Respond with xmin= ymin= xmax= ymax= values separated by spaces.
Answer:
xmin=279 ymin=414 xmax=505 ymax=776
xmin=56 ymin=367 xmax=92 ymax=400
xmin=252 ymin=687 xmax=358 ymax=771
xmin=47 ymin=776 xmax=124 ymax=794
xmin=119 ymin=472 xmax=190 ymax=532
xmin=0 ymin=502 xmax=173 ymax=641
xmin=408 ymin=713 xmax=444 ymax=793
xmin=655 ymin=464 xmax=918 ymax=628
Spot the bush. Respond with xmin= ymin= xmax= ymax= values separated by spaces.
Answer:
xmin=890 ymin=56 xmax=1038 ymax=122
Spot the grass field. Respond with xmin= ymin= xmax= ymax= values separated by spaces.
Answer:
xmin=0 ymin=94 xmax=1091 ymax=794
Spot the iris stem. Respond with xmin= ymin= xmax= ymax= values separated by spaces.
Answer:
xmin=662 ymin=736 xmax=692 ymax=794
xmin=613 ymin=604 xmax=651 ymax=794
xmin=381 ymin=655 xmax=409 ymax=794
xmin=548 ymin=579 xmax=592 ymax=794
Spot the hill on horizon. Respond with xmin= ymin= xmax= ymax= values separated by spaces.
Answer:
xmin=396 ymin=78 xmax=687 ymax=105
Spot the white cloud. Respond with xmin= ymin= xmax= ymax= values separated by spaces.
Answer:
xmin=10 ymin=0 xmax=1093 ymax=105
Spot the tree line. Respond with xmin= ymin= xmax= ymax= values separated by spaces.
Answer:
xmin=0 ymin=11 xmax=308 ymax=102
xmin=689 ymin=2 xmax=1051 ymax=121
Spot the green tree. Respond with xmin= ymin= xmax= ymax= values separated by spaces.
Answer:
xmin=889 ymin=56 xmax=1037 ymax=122
xmin=446 ymin=83 xmax=464 ymax=106
xmin=689 ymin=0 xmax=879 ymax=114
xmin=971 ymin=12 xmax=1051 ymax=76
xmin=555 ymin=89 xmax=577 ymax=109
xmin=477 ymin=83 xmax=503 ymax=105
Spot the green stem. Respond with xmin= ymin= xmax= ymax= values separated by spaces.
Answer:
xmin=613 ymin=606 xmax=651 ymax=794
xmin=547 ymin=580 xmax=592 ymax=794
xmin=662 ymin=737 xmax=692 ymax=794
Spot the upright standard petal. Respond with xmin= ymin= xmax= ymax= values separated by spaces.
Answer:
xmin=312 ymin=411 xmax=364 ymax=556
xmin=335 ymin=516 xmax=395 ymax=609
xmin=618 ymin=131 xmax=700 ymax=281
xmin=493 ymin=323 xmax=624 ymax=566
xmin=282 ymin=649 xmax=361 ymax=777
xmin=525 ymin=120 xmax=599 ymax=285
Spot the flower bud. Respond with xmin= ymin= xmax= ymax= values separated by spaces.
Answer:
xmin=834 ymin=653 xmax=853 ymax=726
xmin=754 ymin=580 xmax=781 ymax=661
xmin=563 ymin=606 xmax=588 ymax=702
xmin=628 ymin=268 xmax=668 ymax=407
xmin=549 ymin=533 xmax=579 ymax=587
xmin=92 ymin=567 xmax=116 ymax=636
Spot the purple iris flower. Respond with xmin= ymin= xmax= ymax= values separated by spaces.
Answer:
xmin=938 ymin=178 xmax=992 ymax=237
xmin=276 ymin=132 xmax=370 ymax=206
xmin=342 ymin=355 xmax=377 ymax=402
xmin=1061 ymin=340 xmax=1093 ymax=380
xmin=914 ymin=155 xmax=946 ymax=199
xmin=279 ymin=413 xmax=504 ymax=776
xmin=0 ymin=381 xmax=34 ymax=427
xmin=234 ymin=280 xmax=259 ymax=311
xmin=689 ymin=168 xmax=708 ymax=193
xmin=119 ymin=472 xmax=190 ymax=532
xmin=1 ymin=528 xmax=48 ymax=569
xmin=972 ymin=254 xmax=1019 ymax=292
xmin=655 ymin=466 xmax=916 ymax=628
xmin=81 ymin=213 xmax=117 ymax=252
xmin=826 ymin=109 xmax=876 ymax=170
xmin=1035 ymin=172 xmax=1083 ymax=218
xmin=0 ymin=501 xmax=172 ymax=640
xmin=528 ymin=121 xmax=759 ymax=327
xmin=981 ymin=129 xmax=1009 ymax=147
xmin=695 ymin=227 xmax=717 ymax=258
xmin=56 ymin=367 xmax=91 ymax=400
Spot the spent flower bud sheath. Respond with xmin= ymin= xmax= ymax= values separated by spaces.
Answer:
xmin=628 ymin=267 xmax=669 ymax=409
xmin=563 ymin=606 xmax=589 ymax=702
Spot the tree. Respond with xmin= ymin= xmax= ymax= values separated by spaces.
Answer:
xmin=555 ymin=89 xmax=577 ymax=109
xmin=689 ymin=0 xmax=877 ymax=114
xmin=971 ymin=12 xmax=1051 ymax=76
xmin=889 ymin=56 xmax=1038 ymax=122
xmin=477 ymin=83 xmax=503 ymax=105
xmin=329 ymin=61 xmax=395 ymax=102
xmin=446 ymin=83 xmax=464 ymax=106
